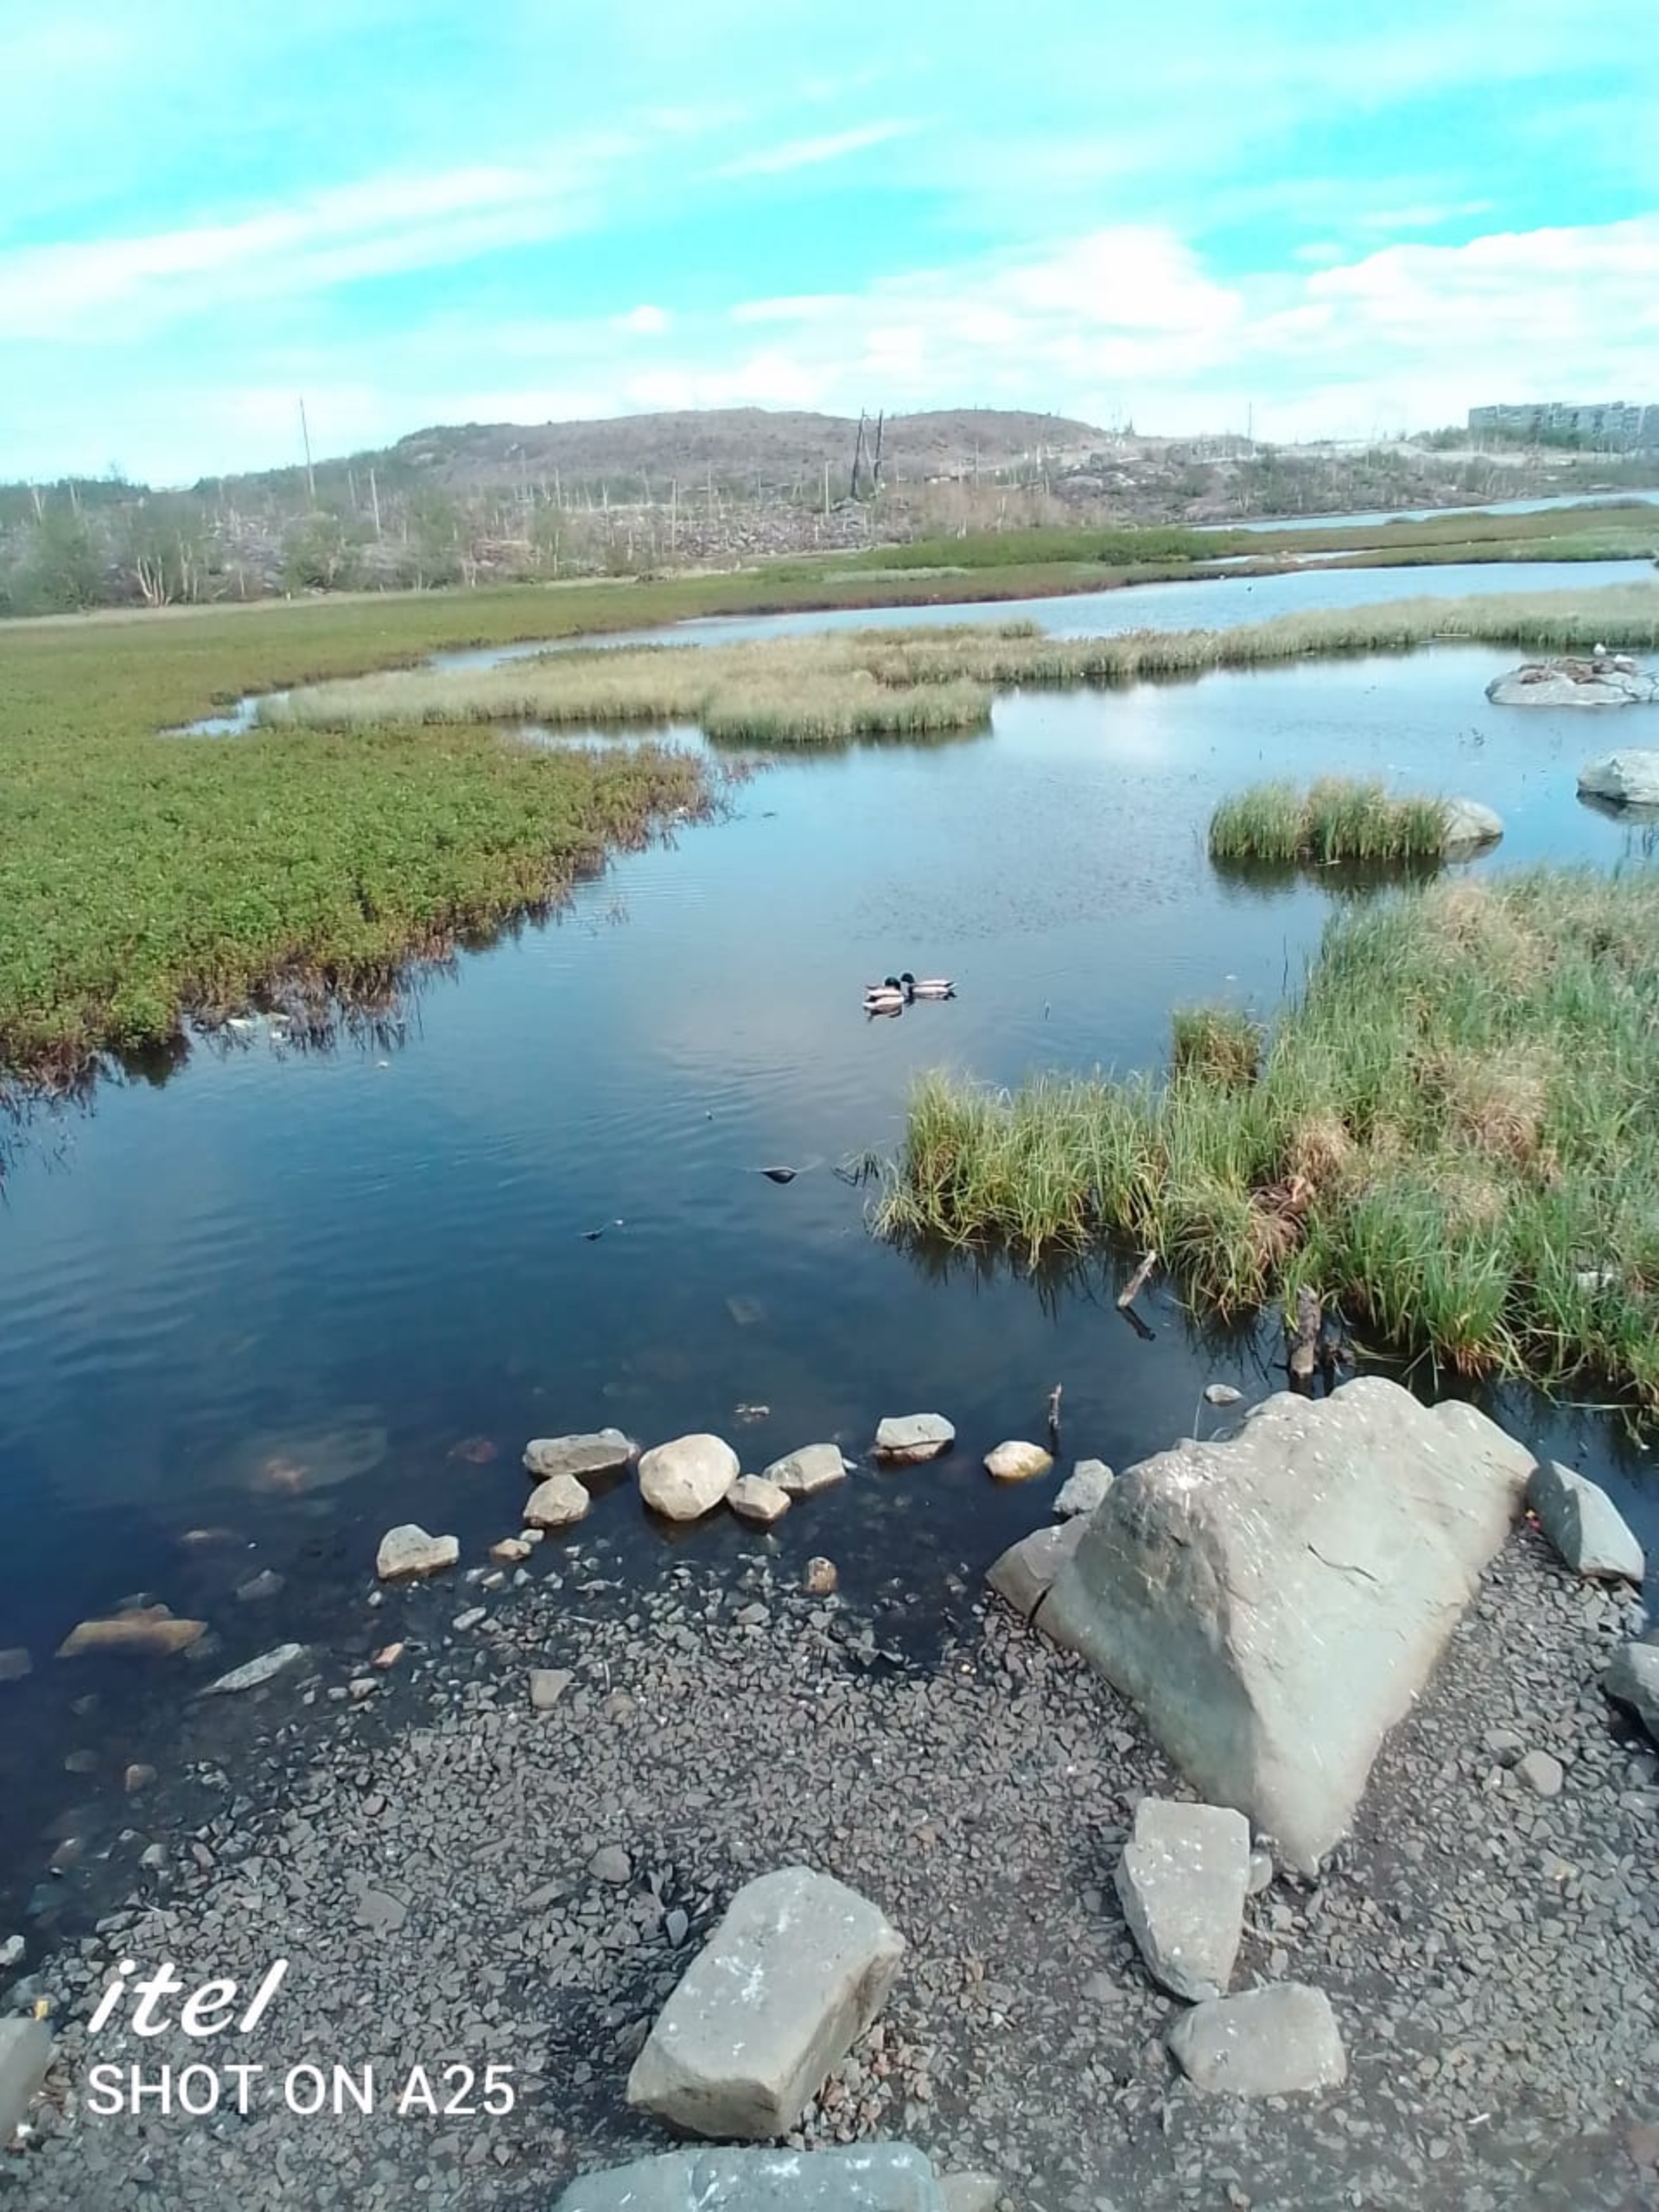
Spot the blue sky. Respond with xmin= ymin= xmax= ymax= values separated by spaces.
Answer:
xmin=2 ymin=0 xmax=1655 ymax=483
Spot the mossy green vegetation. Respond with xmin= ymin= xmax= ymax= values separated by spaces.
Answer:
xmin=1209 ymin=779 xmax=1452 ymax=865
xmin=876 ymin=871 xmax=1659 ymax=1403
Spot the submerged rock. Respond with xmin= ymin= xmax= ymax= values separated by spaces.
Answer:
xmin=551 ymin=2144 xmax=947 ymax=2212
xmin=1114 ymin=1797 xmax=1250 ymax=2000
xmin=984 ymin=1440 xmax=1053 ymax=1484
xmin=762 ymin=1443 xmax=848 ymax=1496
xmin=1166 ymin=1983 xmax=1347 ymax=2096
xmin=626 ymin=1865 xmax=905 ymax=2139
xmin=375 ymin=1525 xmax=460 ymax=1582
xmin=1577 ymin=749 xmax=1659 ymax=806
xmin=1528 ymin=1460 xmax=1644 ymax=1582
xmin=523 ymin=1429 xmax=634 ymax=1482
xmin=57 ymin=1607 xmax=207 ymax=1660
xmin=639 ymin=1434 xmax=740 ymax=1521
xmin=201 ymin=1643 xmax=309 ymax=1696
xmin=874 ymin=1414 xmax=955 ymax=1464
xmin=1053 ymin=1460 xmax=1114 ymax=1518
xmin=0 ymin=1649 xmax=31 ymax=1682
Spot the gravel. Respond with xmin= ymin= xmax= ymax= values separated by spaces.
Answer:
xmin=4 ymin=1528 xmax=1657 ymax=2209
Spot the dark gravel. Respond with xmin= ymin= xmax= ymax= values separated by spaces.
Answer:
xmin=4 ymin=1528 xmax=1657 ymax=2212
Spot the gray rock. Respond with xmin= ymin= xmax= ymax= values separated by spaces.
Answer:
xmin=1603 ymin=1642 xmax=1659 ymax=1740
xmin=1578 ymin=747 xmax=1659 ymax=800
xmin=1527 ymin=1460 xmax=1644 ymax=1582
xmin=664 ymin=1907 xmax=690 ymax=1948
xmin=353 ymin=1888 xmax=408 ymax=1935
xmin=0 ymin=1936 xmax=23 ymax=1969
xmin=0 ymin=1649 xmax=29 ymax=1682
xmin=1166 ymin=1982 xmax=1347 ymax=2096
xmin=987 ymin=1520 xmax=1088 ymax=1621
xmin=200 ymin=1643 xmax=309 ymax=1696
xmin=1041 ymin=1379 xmax=1529 ymax=1872
xmin=551 ymin=2144 xmax=944 ymax=2212
xmin=728 ymin=1475 xmax=792 ymax=1526
xmin=453 ymin=1606 xmax=486 ymax=1632
xmin=639 ymin=1434 xmax=740 ymax=1521
xmin=1441 ymin=797 xmax=1504 ymax=849
xmin=529 ymin=1668 xmax=574 ymax=1712
xmin=1246 ymin=1848 xmax=1274 ymax=1897
xmin=0 ymin=2016 xmax=52 ymax=2144
xmin=873 ymin=1414 xmax=955 ymax=1464
xmin=762 ymin=1444 xmax=848 ymax=1497
xmin=1204 ymin=1382 xmax=1244 ymax=1408
xmin=524 ymin=1429 xmax=634 ymax=1481
xmin=940 ymin=2177 xmax=1001 ymax=2212
xmin=1053 ymin=1459 xmax=1114 ymax=1518
xmin=1114 ymin=1797 xmax=1250 ymax=2000
xmin=984 ymin=1440 xmax=1052 ymax=1484
xmin=1489 ymin=667 xmax=1657 ymax=709
xmin=375 ymin=1524 xmax=460 ymax=1582
xmin=626 ymin=1865 xmax=905 ymax=2139
xmin=1517 ymin=1749 xmax=1565 ymax=1798
xmin=234 ymin=1569 xmax=284 ymax=1603
xmin=524 ymin=1473 xmax=593 ymax=1531
xmin=590 ymin=1846 xmax=632 ymax=1885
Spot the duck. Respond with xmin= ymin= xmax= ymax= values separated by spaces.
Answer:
xmin=864 ymin=975 xmax=906 ymax=1011
xmin=900 ymin=971 xmax=955 ymax=1000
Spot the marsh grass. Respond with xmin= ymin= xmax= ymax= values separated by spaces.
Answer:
xmin=875 ymin=869 xmax=1659 ymax=1402
xmin=1210 ymin=779 xmax=1452 ymax=865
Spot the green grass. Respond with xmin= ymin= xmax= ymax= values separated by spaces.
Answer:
xmin=1210 ymin=779 xmax=1452 ymax=865
xmin=875 ymin=869 xmax=1659 ymax=1403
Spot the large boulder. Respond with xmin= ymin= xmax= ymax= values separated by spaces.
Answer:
xmin=1039 ymin=1380 xmax=1532 ymax=1872
xmin=1578 ymin=750 xmax=1659 ymax=804
xmin=626 ymin=1866 xmax=904 ymax=2139
xmin=551 ymin=2144 xmax=945 ymax=2212
xmin=1528 ymin=1460 xmax=1644 ymax=1582
xmin=1488 ymin=664 xmax=1657 ymax=709
xmin=1441 ymin=798 xmax=1503 ymax=850
xmin=1166 ymin=1983 xmax=1346 ymax=2096
xmin=1115 ymin=1798 xmax=1250 ymax=2001
xmin=523 ymin=1430 xmax=634 ymax=1481
xmin=639 ymin=1435 xmax=740 ymax=1522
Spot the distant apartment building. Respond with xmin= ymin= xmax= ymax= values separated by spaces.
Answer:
xmin=1468 ymin=400 xmax=1659 ymax=449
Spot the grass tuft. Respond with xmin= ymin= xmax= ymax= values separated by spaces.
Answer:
xmin=1209 ymin=778 xmax=1451 ymax=865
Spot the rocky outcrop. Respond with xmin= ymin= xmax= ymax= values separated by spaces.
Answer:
xmin=984 ymin=1440 xmax=1052 ymax=1484
xmin=1528 ymin=1460 xmax=1644 ymax=1582
xmin=1053 ymin=1459 xmax=1114 ymax=1518
xmin=1441 ymin=798 xmax=1504 ymax=849
xmin=1166 ymin=1983 xmax=1347 ymax=2095
xmin=1039 ymin=1380 xmax=1532 ymax=1872
xmin=762 ymin=1444 xmax=849 ymax=1497
xmin=523 ymin=1430 xmax=634 ymax=1481
xmin=1577 ymin=750 xmax=1659 ymax=806
xmin=552 ymin=2144 xmax=948 ymax=2211
xmin=1487 ymin=659 xmax=1656 ymax=708
xmin=1115 ymin=1799 xmax=1250 ymax=2001
xmin=638 ymin=1434 xmax=740 ymax=1521
xmin=375 ymin=1525 xmax=460 ymax=1582
xmin=986 ymin=1520 xmax=1088 ymax=1620
xmin=626 ymin=1866 xmax=905 ymax=2139
xmin=873 ymin=1414 xmax=955 ymax=1464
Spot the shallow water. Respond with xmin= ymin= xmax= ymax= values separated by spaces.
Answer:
xmin=1211 ymin=488 xmax=1659 ymax=534
xmin=6 ymin=594 xmax=1659 ymax=1930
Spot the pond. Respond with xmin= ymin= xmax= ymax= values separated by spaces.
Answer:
xmin=4 ymin=572 xmax=1657 ymax=1933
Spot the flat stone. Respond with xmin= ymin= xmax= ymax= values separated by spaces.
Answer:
xmin=984 ymin=1440 xmax=1053 ymax=1484
xmin=1603 ymin=1642 xmax=1659 ymax=1741
xmin=56 ymin=1607 xmax=207 ymax=1659
xmin=453 ymin=1607 xmax=486 ymax=1632
xmin=639 ymin=1434 xmax=740 ymax=1521
xmin=490 ymin=1535 xmax=532 ymax=1563
xmin=551 ymin=2144 xmax=945 ymax=2212
xmin=524 ymin=1474 xmax=592 ymax=1531
xmin=353 ymin=1888 xmax=408 ymax=1935
xmin=728 ymin=1475 xmax=792 ymax=1526
xmin=626 ymin=1865 xmax=905 ymax=2139
xmin=200 ymin=1643 xmax=309 ymax=1696
xmin=940 ymin=2177 xmax=1001 ymax=2212
xmin=987 ymin=1520 xmax=1087 ymax=1622
xmin=529 ymin=1669 xmax=574 ymax=1712
xmin=590 ymin=1846 xmax=632 ymax=1885
xmin=1166 ymin=1983 xmax=1347 ymax=2096
xmin=234 ymin=1569 xmax=284 ymax=1603
xmin=1042 ymin=1379 xmax=1529 ymax=1872
xmin=1528 ymin=1460 xmax=1644 ymax=1582
xmin=763 ymin=1444 xmax=848 ymax=1497
xmin=523 ymin=1429 xmax=634 ymax=1481
xmin=1204 ymin=1383 xmax=1244 ymax=1408
xmin=873 ymin=1414 xmax=955 ymax=1464
xmin=375 ymin=1525 xmax=460 ymax=1582
xmin=0 ymin=2016 xmax=53 ymax=2144
xmin=1517 ymin=1749 xmax=1565 ymax=1798
xmin=1053 ymin=1460 xmax=1114 ymax=1518
xmin=1114 ymin=1797 xmax=1250 ymax=2000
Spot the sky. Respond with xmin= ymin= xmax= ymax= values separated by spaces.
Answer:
xmin=2 ymin=0 xmax=1655 ymax=484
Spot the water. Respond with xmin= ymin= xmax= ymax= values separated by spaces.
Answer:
xmin=8 ymin=577 xmax=1659 ymax=1930
xmin=1211 ymin=488 xmax=1659 ymax=535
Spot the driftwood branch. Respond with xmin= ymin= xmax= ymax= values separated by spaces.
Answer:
xmin=1117 ymin=1250 xmax=1158 ymax=1311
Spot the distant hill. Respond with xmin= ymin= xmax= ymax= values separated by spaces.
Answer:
xmin=205 ymin=407 xmax=1109 ymax=501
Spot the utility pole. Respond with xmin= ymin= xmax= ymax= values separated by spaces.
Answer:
xmin=299 ymin=398 xmax=316 ymax=505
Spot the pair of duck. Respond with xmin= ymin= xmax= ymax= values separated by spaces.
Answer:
xmin=864 ymin=970 xmax=955 ymax=1012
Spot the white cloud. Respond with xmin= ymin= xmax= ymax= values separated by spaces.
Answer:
xmin=713 ymin=120 xmax=919 ymax=179
xmin=614 ymin=304 xmax=671 ymax=335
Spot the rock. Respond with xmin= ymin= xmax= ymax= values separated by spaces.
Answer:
xmin=984 ymin=1440 xmax=1053 ymax=1484
xmin=1528 ymin=1460 xmax=1644 ymax=1582
xmin=1440 ymin=797 xmax=1504 ymax=849
xmin=124 ymin=1764 xmax=156 ymax=1796
xmin=1483 ymin=1726 xmax=1524 ymax=1764
xmin=1246 ymin=1848 xmax=1274 ymax=1896
xmin=1489 ymin=664 xmax=1658 ymax=709
xmin=873 ymin=1414 xmax=955 ymax=1464
xmin=529 ymin=1668 xmax=574 ymax=1712
xmin=763 ymin=1444 xmax=848 ymax=1497
xmin=987 ymin=1519 xmax=1088 ymax=1622
xmin=453 ymin=1607 xmax=486 ymax=1632
xmin=1053 ymin=1459 xmax=1114 ymax=1518
xmin=590 ymin=1846 xmax=632 ymax=1885
xmin=523 ymin=1429 xmax=634 ymax=1482
xmin=550 ymin=2144 xmax=945 ymax=2212
xmin=375 ymin=1525 xmax=460 ymax=1582
xmin=0 ymin=2016 xmax=52 ymax=2145
xmin=1166 ymin=1983 xmax=1346 ymax=2096
xmin=353 ymin=1888 xmax=407 ymax=1935
xmin=728 ymin=1476 xmax=791 ymax=1526
xmin=1204 ymin=1383 xmax=1244 ymax=1408
xmin=1040 ymin=1378 xmax=1529 ymax=1872
xmin=0 ymin=1936 xmax=22 ymax=1969
xmin=234 ymin=1569 xmax=284 ymax=1603
xmin=1603 ymin=1642 xmax=1659 ymax=1740
xmin=1114 ymin=1797 xmax=1250 ymax=2000
xmin=372 ymin=1642 xmax=405 ymax=1669
xmin=56 ymin=1607 xmax=207 ymax=1659
xmin=626 ymin=1865 xmax=905 ymax=2139
xmin=664 ymin=1907 xmax=690 ymax=1948
xmin=940 ymin=2177 xmax=1001 ymax=2212
xmin=200 ymin=1643 xmax=308 ymax=1696
xmin=639 ymin=1434 xmax=740 ymax=1521
xmin=0 ymin=1649 xmax=30 ymax=1682
xmin=1579 ymin=750 xmax=1659 ymax=804
xmin=804 ymin=1557 xmax=838 ymax=1596
xmin=524 ymin=1474 xmax=592 ymax=1531
xmin=490 ymin=1536 xmax=532 ymax=1563
xmin=1517 ymin=1749 xmax=1565 ymax=1798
